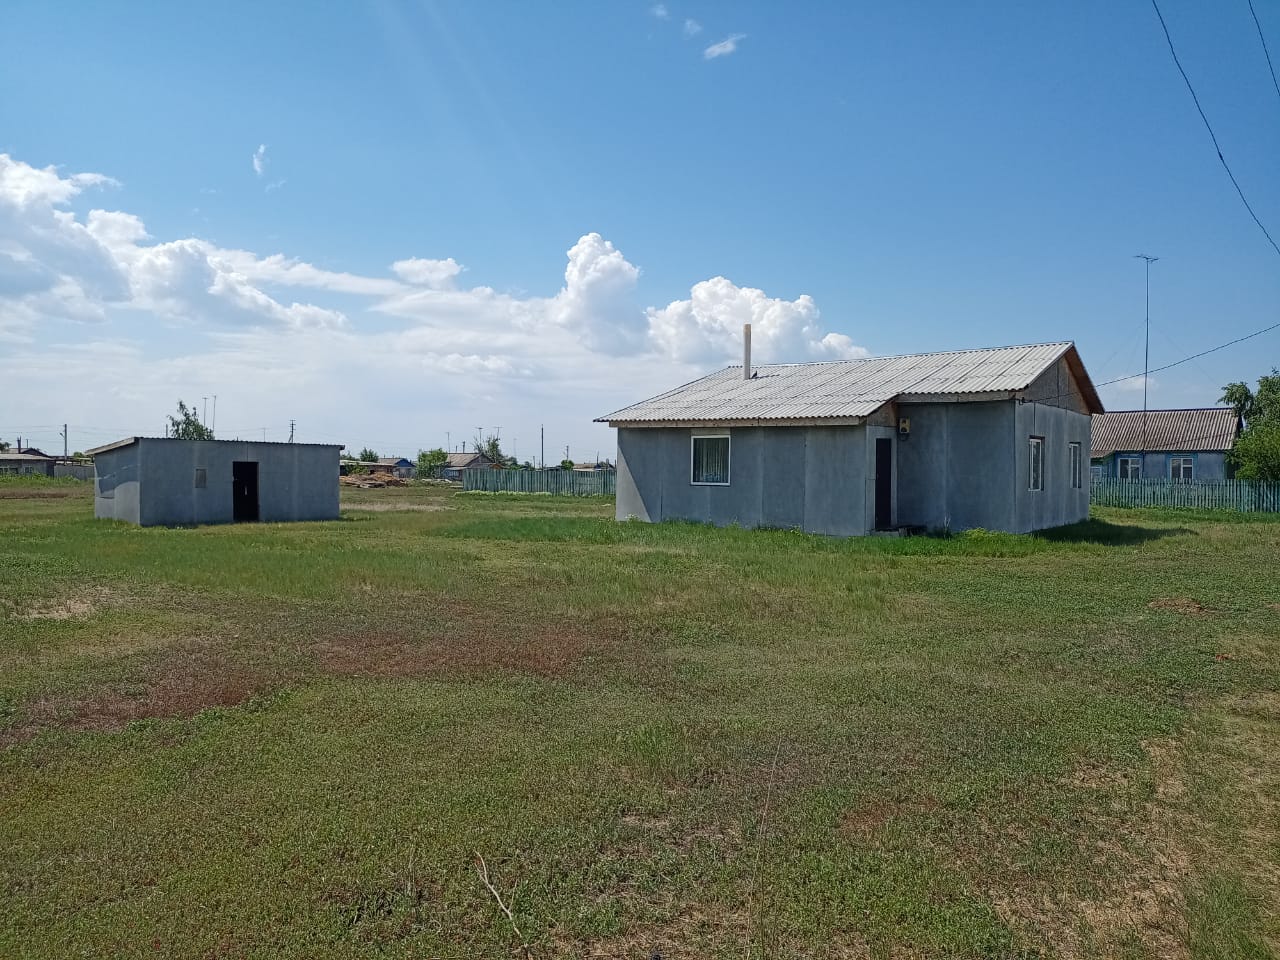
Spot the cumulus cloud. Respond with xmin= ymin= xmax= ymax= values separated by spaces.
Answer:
xmin=2 ymin=150 xmax=868 ymax=457
xmin=683 ymin=18 xmax=702 ymax=36
xmin=392 ymin=257 xmax=464 ymax=289
xmin=650 ymin=3 xmax=669 ymax=19
xmin=252 ymin=144 xmax=267 ymax=176
xmin=704 ymin=33 xmax=745 ymax=59
xmin=547 ymin=233 xmax=645 ymax=355
xmin=647 ymin=276 xmax=866 ymax=365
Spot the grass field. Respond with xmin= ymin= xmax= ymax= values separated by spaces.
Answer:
xmin=2 ymin=481 xmax=1278 ymax=959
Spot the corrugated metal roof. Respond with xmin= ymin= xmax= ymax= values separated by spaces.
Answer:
xmin=598 ymin=341 xmax=1089 ymax=424
xmin=1091 ymin=408 xmax=1241 ymax=457
xmin=85 ymin=437 xmax=343 ymax=456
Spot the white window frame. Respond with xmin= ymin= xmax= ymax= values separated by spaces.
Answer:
xmin=1069 ymin=442 xmax=1082 ymax=489
xmin=1169 ymin=456 xmax=1194 ymax=481
xmin=1028 ymin=436 xmax=1044 ymax=492
xmin=1118 ymin=456 xmax=1141 ymax=480
xmin=690 ymin=431 xmax=731 ymax=486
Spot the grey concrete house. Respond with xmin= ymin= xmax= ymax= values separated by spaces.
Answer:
xmin=0 ymin=450 xmax=56 ymax=476
xmin=597 ymin=336 xmax=1103 ymax=536
xmin=1090 ymin=408 xmax=1241 ymax=481
xmin=87 ymin=437 xmax=342 ymax=526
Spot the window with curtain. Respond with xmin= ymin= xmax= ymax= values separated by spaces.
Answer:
xmin=691 ymin=435 xmax=730 ymax=484
xmin=1069 ymin=442 xmax=1082 ymax=489
xmin=1118 ymin=456 xmax=1141 ymax=480
xmin=1169 ymin=456 xmax=1194 ymax=481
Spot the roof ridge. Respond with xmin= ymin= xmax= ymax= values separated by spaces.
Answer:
xmin=721 ymin=340 xmax=1074 ymax=370
xmin=1097 ymin=407 xmax=1236 ymax=414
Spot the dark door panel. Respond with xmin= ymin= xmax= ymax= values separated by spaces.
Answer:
xmin=874 ymin=438 xmax=892 ymax=531
xmin=232 ymin=461 xmax=259 ymax=522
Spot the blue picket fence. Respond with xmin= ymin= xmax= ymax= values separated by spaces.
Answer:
xmin=462 ymin=468 xmax=616 ymax=496
xmin=1090 ymin=478 xmax=1280 ymax=512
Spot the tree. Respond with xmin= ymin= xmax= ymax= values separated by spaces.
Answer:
xmin=472 ymin=433 xmax=505 ymax=463
xmin=358 ymin=447 xmax=379 ymax=462
xmin=167 ymin=400 xmax=214 ymax=440
xmin=0 ymin=441 xmax=9 ymax=452
xmin=1222 ymin=370 xmax=1280 ymax=481
xmin=560 ymin=459 xmax=575 ymax=471
xmin=416 ymin=448 xmax=448 ymax=478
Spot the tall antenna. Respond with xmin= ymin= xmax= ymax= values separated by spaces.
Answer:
xmin=1134 ymin=254 xmax=1159 ymax=457
xmin=288 ymin=419 xmax=295 ymax=443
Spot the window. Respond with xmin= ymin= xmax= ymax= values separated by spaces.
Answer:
xmin=194 ymin=468 xmax=207 ymax=489
xmin=1069 ymin=442 xmax=1082 ymax=489
xmin=1118 ymin=456 xmax=1141 ymax=480
xmin=1028 ymin=436 xmax=1044 ymax=491
xmin=691 ymin=433 xmax=730 ymax=485
xmin=1090 ymin=464 xmax=1103 ymax=483
xmin=1169 ymin=456 xmax=1194 ymax=481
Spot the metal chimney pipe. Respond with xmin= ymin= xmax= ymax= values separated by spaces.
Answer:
xmin=743 ymin=323 xmax=752 ymax=380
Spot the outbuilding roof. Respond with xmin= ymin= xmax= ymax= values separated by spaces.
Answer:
xmin=598 ymin=341 xmax=1101 ymax=426
xmin=1090 ymin=408 xmax=1241 ymax=458
xmin=85 ymin=437 xmax=344 ymax=456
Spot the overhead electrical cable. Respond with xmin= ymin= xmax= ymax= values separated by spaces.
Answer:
xmin=1151 ymin=0 xmax=1280 ymax=257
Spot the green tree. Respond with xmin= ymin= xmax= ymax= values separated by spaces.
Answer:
xmin=416 ymin=448 xmax=448 ymax=478
xmin=358 ymin=448 xmax=379 ymax=462
xmin=473 ymin=434 xmax=505 ymax=463
xmin=0 ymin=441 xmax=9 ymax=452
xmin=167 ymin=400 xmax=214 ymax=440
xmin=1222 ymin=370 xmax=1280 ymax=481
xmin=560 ymin=459 xmax=575 ymax=471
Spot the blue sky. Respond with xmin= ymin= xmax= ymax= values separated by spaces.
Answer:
xmin=2 ymin=0 xmax=1278 ymax=459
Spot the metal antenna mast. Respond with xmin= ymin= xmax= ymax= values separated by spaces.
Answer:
xmin=1134 ymin=255 xmax=1159 ymax=457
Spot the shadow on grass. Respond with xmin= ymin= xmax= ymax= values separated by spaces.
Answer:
xmin=1034 ymin=518 xmax=1193 ymax=546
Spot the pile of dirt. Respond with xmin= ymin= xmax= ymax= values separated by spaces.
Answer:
xmin=339 ymin=474 xmax=409 ymax=489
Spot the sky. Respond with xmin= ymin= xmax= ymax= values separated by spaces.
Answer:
xmin=2 ymin=0 xmax=1278 ymax=461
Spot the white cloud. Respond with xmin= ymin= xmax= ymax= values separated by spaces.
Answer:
xmin=650 ymin=3 xmax=669 ymax=19
xmin=683 ymin=18 xmax=702 ymax=37
xmin=647 ymin=276 xmax=866 ymax=365
xmin=1 ymin=151 xmax=866 ymax=459
xmin=547 ymin=233 xmax=646 ymax=355
xmin=264 ymin=178 xmax=286 ymax=193
xmin=704 ymin=33 xmax=745 ymax=59
xmin=252 ymin=144 xmax=267 ymax=177
xmin=392 ymin=257 xmax=464 ymax=289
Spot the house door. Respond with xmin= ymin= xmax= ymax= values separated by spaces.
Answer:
xmin=874 ymin=438 xmax=893 ymax=530
xmin=232 ymin=461 xmax=259 ymax=522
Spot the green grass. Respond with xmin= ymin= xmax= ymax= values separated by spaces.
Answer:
xmin=1 ymin=482 xmax=1278 ymax=958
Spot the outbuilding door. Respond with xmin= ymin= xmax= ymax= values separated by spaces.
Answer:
xmin=874 ymin=438 xmax=893 ymax=530
xmin=232 ymin=461 xmax=259 ymax=522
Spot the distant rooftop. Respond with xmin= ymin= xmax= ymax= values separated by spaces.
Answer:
xmin=1091 ymin=408 xmax=1241 ymax=458
xmin=85 ymin=437 xmax=343 ymax=456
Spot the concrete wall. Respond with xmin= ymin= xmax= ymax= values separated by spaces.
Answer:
xmin=1013 ymin=402 xmax=1092 ymax=532
xmin=1099 ymin=450 xmax=1230 ymax=481
xmin=1023 ymin=356 xmax=1093 ymax=415
xmin=615 ymin=398 xmax=1093 ymax=537
xmin=94 ymin=445 xmax=142 ymax=522
xmin=615 ymin=425 xmax=870 ymax=536
xmin=94 ymin=439 xmax=339 ymax=526
xmin=895 ymin=402 xmax=1016 ymax=532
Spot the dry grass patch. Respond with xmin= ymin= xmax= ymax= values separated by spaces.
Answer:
xmin=1148 ymin=597 xmax=1210 ymax=616
xmin=991 ymin=738 xmax=1192 ymax=959
xmin=315 ymin=618 xmax=623 ymax=679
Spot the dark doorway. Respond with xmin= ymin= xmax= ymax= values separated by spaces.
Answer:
xmin=874 ymin=438 xmax=893 ymax=531
xmin=232 ymin=461 xmax=259 ymax=522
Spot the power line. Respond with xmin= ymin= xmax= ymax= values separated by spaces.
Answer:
xmin=1150 ymin=0 xmax=1280 ymax=258
xmin=1097 ymin=319 xmax=1280 ymax=387
xmin=1248 ymin=0 xmax=1280 ymax=105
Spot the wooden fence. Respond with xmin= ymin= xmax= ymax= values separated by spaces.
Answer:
xmin=462 ymin=468 xmax=616 ymax=496
xmin=1090 ymin=478 xmax=1280 ymax=512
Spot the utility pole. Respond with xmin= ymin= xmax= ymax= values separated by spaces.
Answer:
xmin=61 ymin=424 xmax=68 ymax=458
xmin=1134 ymin=255 xmax=1159 ymax=458
xmin=446 ymin=431 xmax=451 ymax=452
xmin=288 ymin=419 xmax=295 ymax=443
xmin=540 ymin=424 xmax=544 ymax=470
xmin=212 ymin=395 xmax=217 ymax=434
xmin=202 ymin=396 xmax=208 ymax=426
xmin=262 ymin=427 xmax=267 ymax=442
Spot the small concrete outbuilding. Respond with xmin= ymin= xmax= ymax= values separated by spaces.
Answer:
xmin=87 ymin=437 xmax=342 ymax=526
xmin=598 ymin=335 xmax=1103 ymax=537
